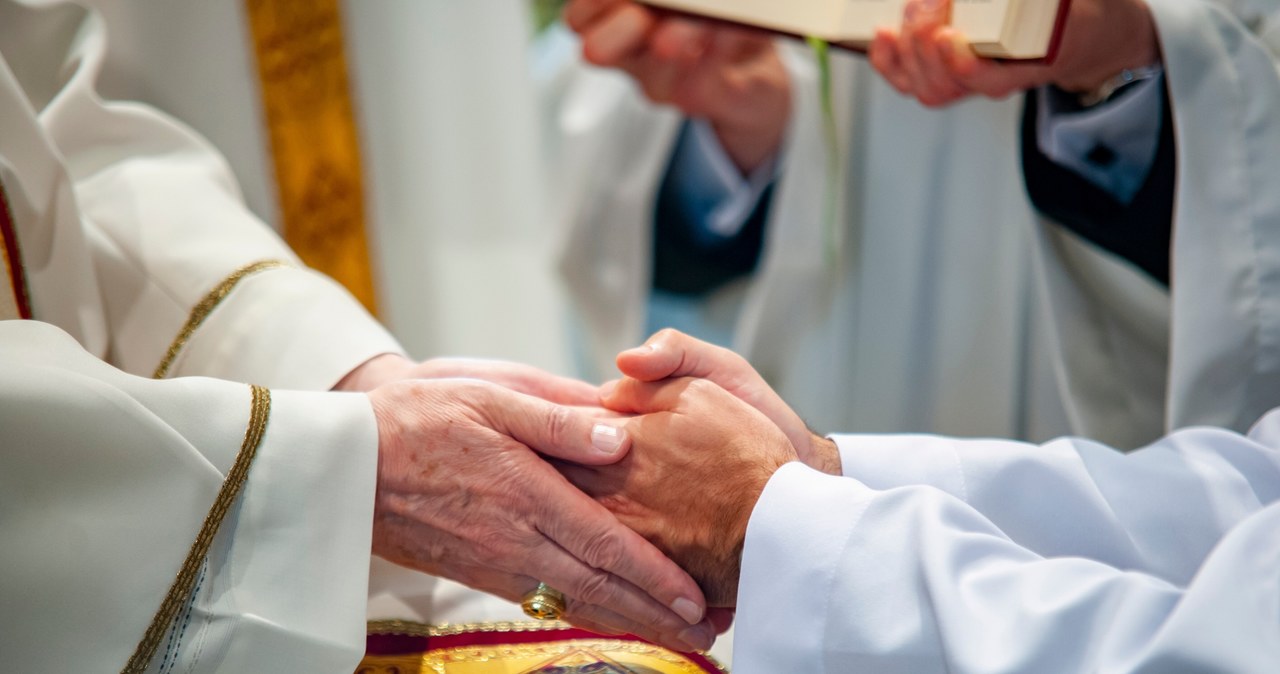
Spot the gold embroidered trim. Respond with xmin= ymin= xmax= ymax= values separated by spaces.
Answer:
xmin=364 ymin=619 xmax=731 ymax=673
xmin=367 ymin=619 xmax=573 ymax=638
xmin=121 ymin=385 xmax=272 ymax=674
xmin=153 ymin=259 xmax=290 ymax=379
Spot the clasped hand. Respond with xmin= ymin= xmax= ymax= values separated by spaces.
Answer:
xmin=340 ymin=354 xmax=716 ymax=652
xmin=343 ymin=334 xmax=836 ymax=647
xmin=564 ymin=330 xmax=842 ymax=608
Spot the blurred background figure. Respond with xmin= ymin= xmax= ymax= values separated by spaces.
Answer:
xmin=555 ymin=0 xmax=1280 ymax=455
xmin=551 ymin=0 xmax=1067 ymax=443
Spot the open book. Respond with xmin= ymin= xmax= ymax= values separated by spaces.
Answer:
xmin=636 ymin=0 xmax=1071 ymax=60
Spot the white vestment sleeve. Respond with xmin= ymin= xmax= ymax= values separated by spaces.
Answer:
xmin=734 ymin=420 xmax=1280 ymax=672
xmin=0 ymin=321 xmax=379 ymax=672
xmin=26 ymin=2 xmax=402 ymax=388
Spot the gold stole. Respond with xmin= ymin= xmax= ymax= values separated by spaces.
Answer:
xmin=244 ymin=0 xmax=379 ymax=315
xmin=0 ymin=179 xmax=31 ymax=320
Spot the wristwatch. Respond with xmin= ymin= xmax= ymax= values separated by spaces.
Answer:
xmin=1077 ymin=64 xmax=1163 ymax=107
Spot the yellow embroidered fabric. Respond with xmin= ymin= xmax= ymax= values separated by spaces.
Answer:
xmin=360 ymin=620 xmax=729 ymax=674
xmin=245 ymin=0 xmax=379 ymax=315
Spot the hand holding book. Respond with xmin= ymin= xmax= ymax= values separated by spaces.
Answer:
xmin=868 ymin=0 xmax=1161 ymax=108
xmin=563 ymin=0 xmax=791 ymax=173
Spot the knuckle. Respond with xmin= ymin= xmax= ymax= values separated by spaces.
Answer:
xmin=545 ymin=404 xmax=575 ymax=449
xmin=474 ymin=527 xmax=519 ymax=560
xmin=654 ymin=327 xmax=683 ymax=343
xmin=571 ymin=569 xmax=617 ymax=606
xmin=686 ymin=377 xmax=718 ymax=397
xmin=580 ymin=527 xmax=627 ymax=570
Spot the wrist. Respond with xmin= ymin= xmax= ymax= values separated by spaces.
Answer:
xmin=807 ymin=434 xmax=843 ymax=476
xmin=333 ymin=353 xmax=414 ymax=392
xmin=1053 ymin=0 xmax=1160 ymax=95
xmin=710 ymin=117 xmax=786 ymax=176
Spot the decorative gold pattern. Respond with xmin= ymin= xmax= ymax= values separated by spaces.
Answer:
xmin=121 ymin=385 xmax=272 ymax=673
xmin=361 ymin=621 xmax=731 ymax=674
xmin=153 ymin=259 xmax=290 ymax=379
xmin=245 ymin=0 xmax=379 ymax=315
xmin=368 ymin=620 xmax=575 ymax=639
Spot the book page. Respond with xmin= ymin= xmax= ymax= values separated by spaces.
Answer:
xmin=838 ymin=0 xmax=907 ymax=43
xmin=640 ymin=0 xmax=843 ymax=38
xmin=996 ymin=0 xmax=1059 ymax=58
xmin=951 ymin=0 xmax=1013 ymax=45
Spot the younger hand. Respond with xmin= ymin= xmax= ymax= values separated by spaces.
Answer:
xmin=562 ymin=377 xmax=798 ymax=606
xmin=611 ymin=329 xmax=841 ymax=475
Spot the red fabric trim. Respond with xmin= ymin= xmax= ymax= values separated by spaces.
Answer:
xmin=0 ymin=178 xmax=32 ymax=319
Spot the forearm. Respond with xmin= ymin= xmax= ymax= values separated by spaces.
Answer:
xmin=0 ymin=322 xmax=378 ymax=671
xmin=41 ymin=36 xmax=402 ymax=386
xmin=736 ymin=462 xmax=1280 ymax=672
xmin=833 ymin=418 xmax=1280 ymax=580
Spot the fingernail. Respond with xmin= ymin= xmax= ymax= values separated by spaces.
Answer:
xmin=623 ymin=343 xmax=658 ymax=357
xmin=591 ymin=423 xmax=624 ymax=455
xmin=678 ymin=625 xmax=714 ymax=652
xmin=671 ymin=597 xmax=703 ymax=625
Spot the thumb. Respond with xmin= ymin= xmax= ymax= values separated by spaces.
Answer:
xmin=486 ymin=388 xmax=632 ymax=465
xmin=616 ymin=329 xmax=734 ymax=382
xmin=904 ymin=0 xmax=951 ymax=31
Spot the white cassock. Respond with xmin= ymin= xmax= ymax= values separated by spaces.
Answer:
xmin=734 ymin=412 xmax=1280 ymax=672
xmin=551 ymin=0 xmax=1280 ymax=449
xmin=58 ymin=0 xmax=560 ymax=638
xmin=0 ymin=0 xmax=402 ymax=669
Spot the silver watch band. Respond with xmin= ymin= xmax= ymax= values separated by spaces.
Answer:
xmin=1078 ymin=64 xmax=1163 ymax=107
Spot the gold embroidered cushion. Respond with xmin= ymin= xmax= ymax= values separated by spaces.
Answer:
xmin=359 ymin=621 xmax=728 ymax=674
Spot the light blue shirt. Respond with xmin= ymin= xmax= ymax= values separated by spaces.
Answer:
xmin=1035 ymin=73 xmax=1166 ymax=204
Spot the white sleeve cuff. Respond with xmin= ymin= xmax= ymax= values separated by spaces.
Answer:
xmin=214 ymin=388 xmax=379 ymax=671
xmin=734 ymin=462 xmax=875 ymax=673
xmin=834 ymin=433 xmax=970 ymax=498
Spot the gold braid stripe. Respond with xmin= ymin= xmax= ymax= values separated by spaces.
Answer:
xmin=153 ymin=259 xmax=290 ymax=379
xmin=122 ymin=385 xmax=272 ymax=674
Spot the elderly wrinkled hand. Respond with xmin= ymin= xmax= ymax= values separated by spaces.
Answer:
xmin=563 ymin=0 xmax=791 ymax=173
xmin=366 ymin=378 xmax=716 ymax=652
xmin=563 ymin=376 xmax=799 ymax=607
xmin=867 ymin=0 xmax=1160 ymax=108
xmin=335 ymin=353 xmax=599 ymax=406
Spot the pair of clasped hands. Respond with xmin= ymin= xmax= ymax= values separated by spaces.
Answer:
xmin=337 ymin=0 xmax=1165 ymax=653
xmin=336 ymin=329 xmax=829 ymax=653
